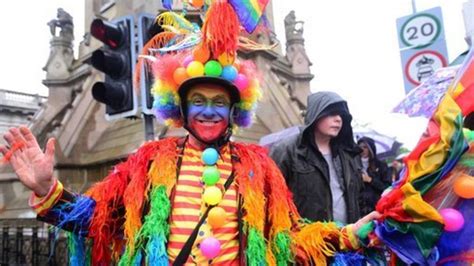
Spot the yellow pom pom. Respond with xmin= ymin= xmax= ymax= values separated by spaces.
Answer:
xmin=186 ymin=61 xmax=205 ymax=77
xmin=203 ymin=186 xmax=222 ymax=205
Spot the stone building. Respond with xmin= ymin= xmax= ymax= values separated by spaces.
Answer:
xmin=0 ymin=90 xmax=46 ymax=216
xmin=0 ymin=0 xmax=313 ymax=220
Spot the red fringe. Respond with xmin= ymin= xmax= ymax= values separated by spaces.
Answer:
xmin=85 ymin=138 xmax=179 ymax=264
xmin=86 ymin=160 xmax=130 ymax=264
xmin=233 ymin=143 xmax=266 ymax=231
xmin=202 ymin=1 xmax=240 ymax=58
xmin=261 ymin=149 xmax=300 ymax=235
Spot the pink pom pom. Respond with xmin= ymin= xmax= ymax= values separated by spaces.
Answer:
xmin=440 ymin=208 xmax=464 ymax=232
xmin=234 ymin=74 xmax=249 ymax=91
xmin=200 ymin=237 xmax=221 ymax=259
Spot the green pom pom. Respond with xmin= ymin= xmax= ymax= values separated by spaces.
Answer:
xmin=357 ymin=221 xmax=374 ymax=240
xmin=204 ymin=60 xmax=223 ymax=77
xmin=203 ymin=166 xmax=220 ymax=185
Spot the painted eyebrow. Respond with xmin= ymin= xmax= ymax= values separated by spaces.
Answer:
xmin=188 ymin=93 xmax=229 ymax=102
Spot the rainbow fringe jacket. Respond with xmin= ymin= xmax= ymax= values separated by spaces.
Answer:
xmin=35 ymin=137 xmax=359 ymax=265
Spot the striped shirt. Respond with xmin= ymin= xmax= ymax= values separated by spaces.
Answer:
xmin=168 ymin=142 xmax=239 ymax=265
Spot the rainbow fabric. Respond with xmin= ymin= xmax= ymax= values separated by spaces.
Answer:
xmin=375 ymin=50 xmax=474 ymax=265
xmin=229 ymin=0 xmax=269 ymax=33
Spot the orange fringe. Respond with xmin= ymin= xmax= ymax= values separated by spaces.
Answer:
xmin=263 ymin=153 xmax=297 ymax=237
xmin=292 ymin=222 xmax=340 ymax=265
xmin=266 ymin=245 xmax=277 ymax=266
xmin=233 ymin=143 xmax=266 ymax=231
xmin=201 ymin=1 xmax=240 ymax=58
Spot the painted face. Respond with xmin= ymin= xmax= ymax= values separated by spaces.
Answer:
xmin=186 ymin=84 xmax=231 ymax=143
xmin=314 ymin=113 xmax=343 ymax=139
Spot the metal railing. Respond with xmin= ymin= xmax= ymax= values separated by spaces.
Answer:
xmin=0 ymin=219 xmax=68 ymax=266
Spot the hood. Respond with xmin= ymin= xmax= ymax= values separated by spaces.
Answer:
xmin=357 ymin=136 xmax=376 ymax=158
xmin=300 ymin=91 xmax=356 ymax=149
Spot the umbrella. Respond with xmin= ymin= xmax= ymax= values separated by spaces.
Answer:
xmin=353 ymin=127 xmax=403 ymax=160
xmin=259 ymin=125 xmax=402 ymax=160
xmin=392 ymin=65 xmax=460 ymax=118
xmin=258 ymin=126 xmax=301 ymax=148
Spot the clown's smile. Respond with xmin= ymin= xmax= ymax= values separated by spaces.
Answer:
xmin=196 ymin=119 xmax=221 ymax=125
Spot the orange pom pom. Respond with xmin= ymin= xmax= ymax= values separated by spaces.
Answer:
xmin=208 ymin=207 xmax=227 ymax=228
xmin=190 ymin=0 xmax=204 ymax=8
xmin=173 ymin=67 xmax=189 ymax=85
xmin=453 ymin=173 xmax=474 ymax=199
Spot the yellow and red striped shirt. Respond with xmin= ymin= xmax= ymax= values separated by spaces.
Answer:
xmin=168 ymin=142 xmax=239 ymax=265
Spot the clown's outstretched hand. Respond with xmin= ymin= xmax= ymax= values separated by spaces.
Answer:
xmin=0 ymin=126 xmax=55 ymax=197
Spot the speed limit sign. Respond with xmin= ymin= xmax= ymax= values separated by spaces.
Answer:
xmin=400 ymin=13 xmax=440 ymax=49
xmin=396 ymin=7 xmax=446 ymax=50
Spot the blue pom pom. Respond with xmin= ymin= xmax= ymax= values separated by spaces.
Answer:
xmin=221 ymin=66 xmax=238 ymax=81
xmin=202 ymin=148 xmax=219 ymax=165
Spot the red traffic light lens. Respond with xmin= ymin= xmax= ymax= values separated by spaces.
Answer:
xmin=91 ymin=19 xmax=123 ymax=49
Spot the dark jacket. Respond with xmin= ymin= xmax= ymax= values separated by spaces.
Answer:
xmin=269 ymin=91 xmax=365 ymax=223
xmin=357 ymin=137 xmax=391 ymax=216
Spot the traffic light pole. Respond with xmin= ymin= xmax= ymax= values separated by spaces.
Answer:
xmin=143 ymin=114 xmax=155 ymax=141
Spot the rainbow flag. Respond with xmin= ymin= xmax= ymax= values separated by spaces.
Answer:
xmin=229 ymin=0 xmax=269 ymax=33
xmin=375 ymin=49 xmax=474 ymax=265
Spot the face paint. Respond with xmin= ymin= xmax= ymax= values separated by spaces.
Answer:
xmin=186 ymin=85 xmax=231 ymax=144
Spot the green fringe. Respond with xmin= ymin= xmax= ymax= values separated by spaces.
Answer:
xmin=460 ymin=129 xmax=474 ymax=167
xmin=246 ymin=227 xmax=267 ymax=266
xmin=119 ymin=185 xmax=171 ymax=265
xmin=463 ymin=128 xmax=474 ymax=142
xmin=67 ymin=232 xmax=91 ymax=266
xmin=459 ymin=153 xmax=474 ymax=167
xmin=118 ymin=247 xmax=133 ymax=266
xmin=272 ymin=231 xmax=293 ymax=266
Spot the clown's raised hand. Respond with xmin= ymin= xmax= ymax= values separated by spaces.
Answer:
xmin=0 ymin=126 xmax=55 ymax=196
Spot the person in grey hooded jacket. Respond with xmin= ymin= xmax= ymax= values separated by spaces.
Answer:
xmin=269 ymin=91 xmax=365 ymax=223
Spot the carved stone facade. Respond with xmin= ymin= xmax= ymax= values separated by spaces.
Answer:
xmin=0 ymin=2 xmax=313 ymax=219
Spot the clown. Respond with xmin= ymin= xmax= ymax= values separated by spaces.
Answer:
xmin=0 ymin=1 xmax=381 ymax=265
xmin=0 ymin=65 xmax=380 ymax=266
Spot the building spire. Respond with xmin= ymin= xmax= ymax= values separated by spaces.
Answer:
xmin=43 ymin=8 xmax=75 ymax=80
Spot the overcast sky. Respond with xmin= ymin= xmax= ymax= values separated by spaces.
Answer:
xmin=0 ymin=0 xmax=469 ymax=149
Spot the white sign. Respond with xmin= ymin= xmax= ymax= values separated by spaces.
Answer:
xmin=404 ymin=50 xmax=447 ymax=86
xmin=400 ymin=12 xmax=441 ymax=48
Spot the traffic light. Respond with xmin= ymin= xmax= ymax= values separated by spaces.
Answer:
xmin=137 ymin=13 xmax=161 ymax=115
xmin=90 ymin=16 xmax=138 ymax=120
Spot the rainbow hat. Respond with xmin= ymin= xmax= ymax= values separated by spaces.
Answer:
xmin=138 ymin=0 xmax=272 ymax=128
